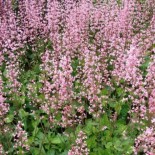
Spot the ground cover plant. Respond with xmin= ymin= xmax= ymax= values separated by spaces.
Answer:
xmin=0 ymin=0 xmax=155 ymax=154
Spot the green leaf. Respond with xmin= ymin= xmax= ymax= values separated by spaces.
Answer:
xmin=105 ymin=142 xmax=113 ymax=149
xmin=60 ymin=150 xmax=68 ymax=155
xmin=116 ymin=88 xmax=124 ymax=96
xmin=19 ymin=109 xmax=28 ymax=119
xmin=47 ymin=150 xmax=55 ymax=155
xmin=101 ymin=88 xmax=109 ymax=95
xmin=87 ymin=135 xmax=97 ymax=148
xmin=37 ymin=132 xmax=45 ymax=140
xmin=51 ymin=136 xmax=62 ymax=144
xmin=5 ymin=114 xmax=14 ymax=123
xmin=115 ymin=102 xmax=122 ymax=114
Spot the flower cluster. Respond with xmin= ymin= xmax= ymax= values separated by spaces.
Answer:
xmin=0 ymin=75 xmax=9 ymax=127
xmin=0 ymin=95 xmax=9 ymax=118
xmin=0 ymin=144 xmax=4 ymax=155
xmin=68 ymin=131 xmax=89 ymax=155
xmin=134 ymin=126 xmax=155 ymax=155
xmin=13 ymin=121 xmax=30 ymax=153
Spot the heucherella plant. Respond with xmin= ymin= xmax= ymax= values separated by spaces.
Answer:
xmin=0 ymin=0 xmax=154 ymax=154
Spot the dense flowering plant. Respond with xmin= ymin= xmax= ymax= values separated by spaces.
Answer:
xmin=0 ymin=0 xmax=154 ymax=155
